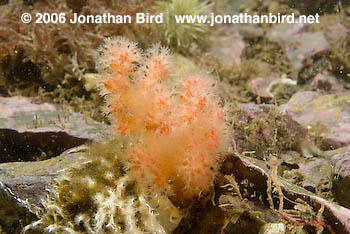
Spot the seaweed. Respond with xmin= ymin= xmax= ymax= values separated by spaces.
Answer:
xmin=282 ymin=0 xmax=349 ymax=15
xmin=307 ymin=9 xmax=350 ymax=82
xmin=0 ymin=0 xmax=156 ymax=120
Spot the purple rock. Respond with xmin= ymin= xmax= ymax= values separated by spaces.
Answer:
xmin=286 ymin=32 xmax=329 ymax=71
xmin=208 ymin=25 xmax=245 ymax=68
xmin=247 ymin=75 xmax=278 ymax=98
xmin=280 ymin=91 xmax=350 ymax=150
xmin=267 ymin=22 xmax=307 ymax=44
xmin=311 ymin=71 xmax=349 ymax=94
xmin=267 ymin=23 xmax=329 ymax=72
xmin=330 ymin=146 xmax=350 ymax=208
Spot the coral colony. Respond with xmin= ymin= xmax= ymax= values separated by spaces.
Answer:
xmin=99 ymin=37 xmax=228 ymax=199
xmin=23 ymin=37 xmax=228 ymax=233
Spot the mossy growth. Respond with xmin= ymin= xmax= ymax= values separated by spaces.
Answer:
xmin=328 ymin=34 xmax=350 ymax=80
xmin=238 ymin=0 xmax=296 ymax=27
xmin=309 ymin=13 xmax=350 ymax=82
xmin=229 ymin=106 xmax=303 ymax=160
xmin=281 ymin=0 xmax=349 ymax=15
xmin=23 ymin=138 xmax=182 ymax=234
xmin=221 ymin=59 xmax=273 ymax=103
xmin=206 ymin=56 xmax=291 ymax=104
xmin=189 ymin=31 xmax=294 ymax=104
xmin=191 ymin=46 xmax=272 ymax=103
xmin=0 ymin=0 xmax=159 ymax=122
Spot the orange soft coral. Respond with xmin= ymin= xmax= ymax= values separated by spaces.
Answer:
xmin=97 ymin=37 xmax=228 ymax=199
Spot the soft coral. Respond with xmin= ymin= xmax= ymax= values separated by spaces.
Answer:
xmin=98 ymin=37 xmax=228 ymax=199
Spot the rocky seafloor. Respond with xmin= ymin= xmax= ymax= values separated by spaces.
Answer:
xmin=1 ymin=0 xmax=350 ymax=233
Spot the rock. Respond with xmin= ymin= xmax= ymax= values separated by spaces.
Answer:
xmin=266 ymin=22 xmax=306 ymax=44
xmin=208 ymin=25 xmax=245 ymax=68
xmin=0 ymin=96 xmax=109 ymax=140
xmin=0 ymin=96 xmax=109 ymax=162
xmin=279 ymin=91 xmax=350 ymax=150
xmin=330 ymin=146 xmax=350 ymax=208
xmin=247 ymin=76 xmax=278 ymax=98
xmin=0 ymin=182 xmax=36 ymax=234
xmin=267 ymin=23 xmax=329 ymax=72
xmin=311 ymin=71 xmax=349 ymax=94
xmin=0 ymin=147 xmax=86 ymax=207
xmin=232 ymin=103 xmax=307 ymax=159
xmin=247 ymin=76 xmax=297 ymax=98
xmin=0 ymin=129 xmax=87 ymax=163
xmin=0 ymin=96 xmax=57 ymax=118
xmin=238 ymin=24 xmax=264 ymax=39
xmin=286 ymin=32 xmax=329 ymax=72
xmin=221 ymin=198 xmax=279 ymax=234
xmin=186 ymin=203 xmax=228 ymax=234
xmin=0 ymin=147 xmax=87 ymax=233
xmin=279 ymin=150 xmax=333 ymax=195
xmin=279 ymin=150 xmax=302 ymax=165
xmin=187 ymin=177 xmax=279 ymax=234
xmin=298 ymin=158 xmax=333 ymax=193
xmin=221 ymin=153 xmax=350 ymax=234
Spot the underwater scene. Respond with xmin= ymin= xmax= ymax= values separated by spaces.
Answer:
xmin=0 ymin=0 xmax=350 ymax=233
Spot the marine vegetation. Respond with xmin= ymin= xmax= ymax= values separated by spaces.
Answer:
xmin=0 ymin=0 xmax=157 ymax=121
xmin=22 ymin=37 xmax=228 ymax=233
xmin=156 ymin=0 xmax=211 ymax=49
